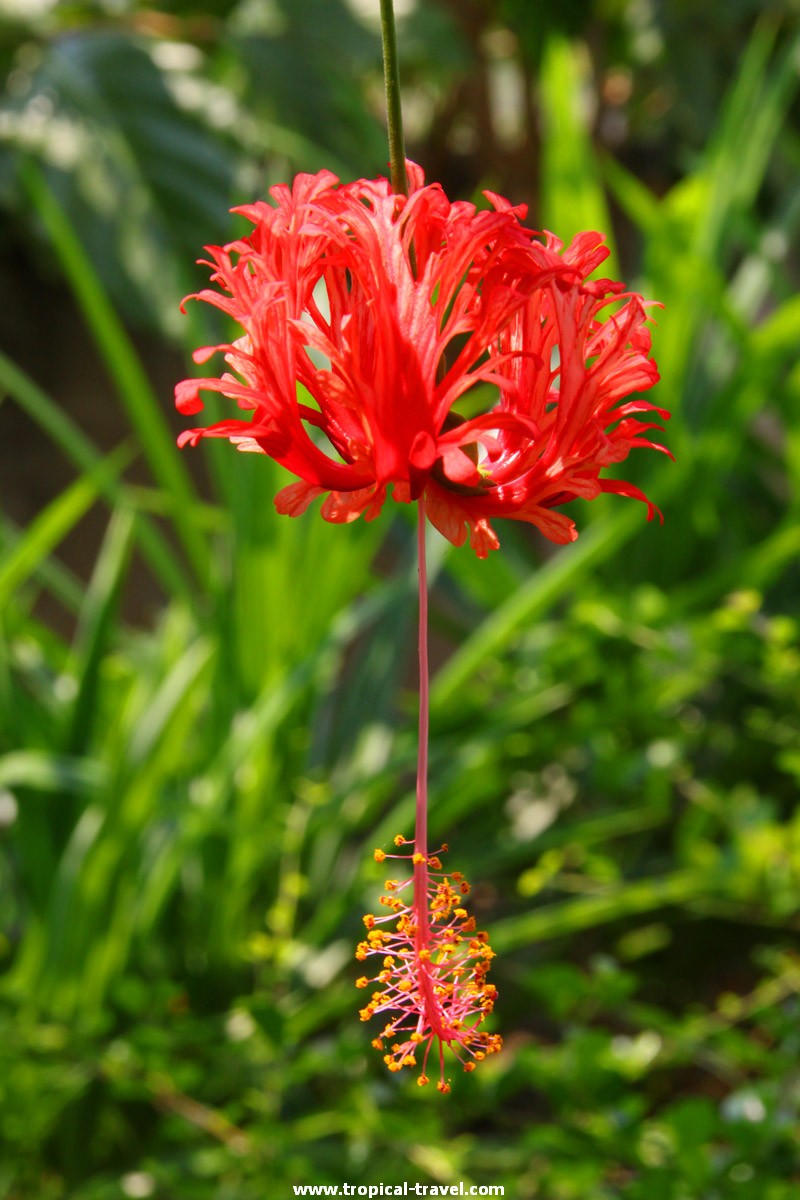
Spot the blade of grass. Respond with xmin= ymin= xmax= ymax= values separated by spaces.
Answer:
xmin=698 ymin=19 xmax=799 ymax=261
xmin=63 ymin=507 xmax=135 ymax=757
xmin=0 ymin=349 xmax=194 ymax=602
xmin=19 ymin=158 xmax=210 ymax=586
xmin=0 ymin=750 xmax=106 ymax=794
xmin=1 ymin=516 xmax=84 ymax=614
xmin=492 ymin=871 xmax=700 ymax=952
xmin=539 ymin=33 xmax=619 ymax=276
xmin=0 ymin=443 xmax=132 ymax=610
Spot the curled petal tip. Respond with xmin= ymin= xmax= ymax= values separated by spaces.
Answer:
xmin=175 ymin=381 xmax=205 ymax=416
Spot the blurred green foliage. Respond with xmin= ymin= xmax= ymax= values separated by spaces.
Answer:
xmin=1 ymin=1 xmax=799 ymax=1197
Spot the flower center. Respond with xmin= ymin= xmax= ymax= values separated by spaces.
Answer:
xmin=432 ymin=410 xmax=494 ymax=495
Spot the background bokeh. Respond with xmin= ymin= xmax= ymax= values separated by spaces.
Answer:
xmin=1 ymin=1 xmax=799 ymax=1197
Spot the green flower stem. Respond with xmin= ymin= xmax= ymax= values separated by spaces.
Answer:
xmin=379 ymin=0 xmax=409 ymax=194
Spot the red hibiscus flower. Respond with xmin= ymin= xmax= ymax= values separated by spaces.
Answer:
xmin=176 ymin=161 xmax=669 ymax=556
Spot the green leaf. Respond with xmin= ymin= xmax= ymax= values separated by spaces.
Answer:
xmin=0 ymin=443 xmax=132 ymax=610
xmin=19 ymin=159 xmax=210 ymax=587
xmin=0 ymin=350 xmax=192 ymax=600
xmin=539 ymin=33 xmax=618 ymax=275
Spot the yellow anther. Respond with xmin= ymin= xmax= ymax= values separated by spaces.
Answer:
xmin=394 ymin=834 xmax=406 ymax=846
xmin=373 ymin=848 xmax=387 ymax=863
xmin=417 ymin=1074 xmax=429 ymax=1087
xmin=412 ymin=852 xmax=425 ymax=865
xmin=363 ymin=914 xmax=376 ymax=929
xmin=355 ymin=976 xmax=369 ymax=989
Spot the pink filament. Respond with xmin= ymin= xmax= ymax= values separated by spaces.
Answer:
xmin=414 ymin=497 xmax=430 ymax=955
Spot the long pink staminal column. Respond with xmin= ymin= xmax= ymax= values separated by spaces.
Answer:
xmin=356 ymin=499 xmax=502 ymax=1091
xmin=414 ymin=496 xmax=430 ymax=945
xmin=411 ymin=496 xmax=446 ymax=1072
